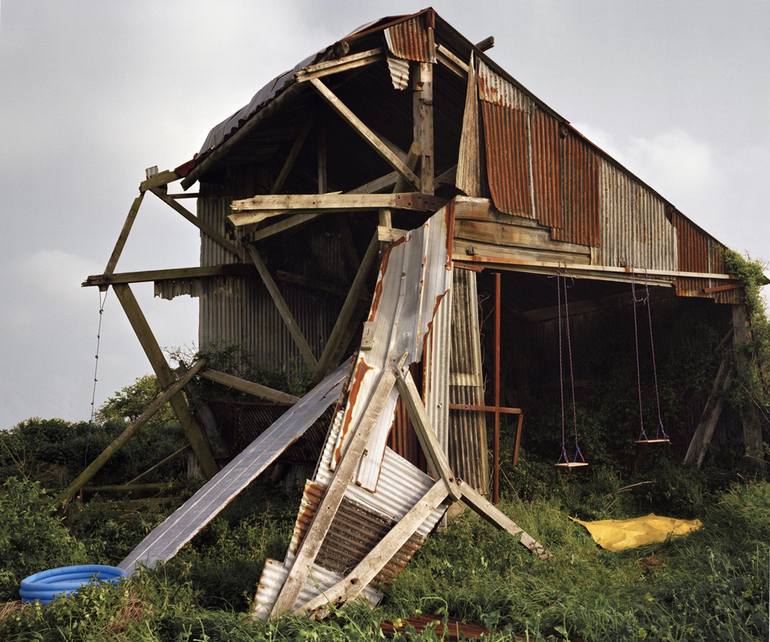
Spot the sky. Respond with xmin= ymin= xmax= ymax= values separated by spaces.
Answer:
xmin=0 ymin=0 xmax=768 ymax=428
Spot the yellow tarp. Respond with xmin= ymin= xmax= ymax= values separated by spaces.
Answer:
xmin=572 ymin=514 xmax=702 ymax=551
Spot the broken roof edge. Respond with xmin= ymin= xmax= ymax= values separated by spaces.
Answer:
xmin=176 ymin=7 xmax=730 ymax=251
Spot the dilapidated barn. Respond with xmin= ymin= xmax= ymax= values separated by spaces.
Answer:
xmin=73 ymin=8 xmax=763 ymax=618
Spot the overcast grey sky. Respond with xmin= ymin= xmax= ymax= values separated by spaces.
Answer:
xmin=0 ymin=1 xmax=768 ymax=428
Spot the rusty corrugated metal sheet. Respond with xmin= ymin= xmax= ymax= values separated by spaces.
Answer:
xmin=477 ymin=59 xmax=529 ymax=109
xmin=531 ymin=109 xmax=561 ymax=229
xmin=386 ymin=55 xmax=410 ymax=90
xmin=387 ymin=396 xmax=422 ymax=466
xmin=448 ymin=268 xmax=489 ymax=494
xmin=384 ymin=14 xmax=434 ymax=63
xmin=552 ymin=134 xmax=600 ymax=246
xmin=597 ymin=160 xmax=677 ymax=271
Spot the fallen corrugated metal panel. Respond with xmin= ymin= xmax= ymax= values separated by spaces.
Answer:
xmin=330 ymin=208 xmax=451 ymax=491
xmin=531 ymin=109 xmax=561 ymax=229
xmin=597 ymin=161 xmax=677 ymax=271
xmin=252 ymin=558 xmax=382 ymax=620
xmin=384 ymin=14 xmax=434 ymax=63
xmin=154 ymin=279 xmax=202 ymax=300
xmin=455 ymin=53 xmax=481 ymax=197
xmin=386 ymin=55 xmax=410 ymax=90
xmin=117 ymin=360 xmax=351 ymax=574
xmin=448 ymin=268 xmax=489 ymax=494
xmin=552 ymin=134 xmax=600 ymax=247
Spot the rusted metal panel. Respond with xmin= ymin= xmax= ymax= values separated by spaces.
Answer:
xmin=118 ymin=361 xmax=351 ymax=574
xmin=477 ymin=59 xmax=529 ymax=109
xmin=552 ymin=134 xmax=600 ymax=246
xmin=531 ymin=109 xmax=561 ymax=229
xmin=480 ymin=102 xmax=532 ymax=218
xmin=597 ymin=161 xmax=677 ymax=271
xmin=448 ymin=268 xmax=489 ymax=494
xmin=387 ymin=396 xmax=422 ymax=466
xmin=384 ymin=14 xmax=434 ymax=63
xmin=386 ymin=55 xmax=410 ymax=90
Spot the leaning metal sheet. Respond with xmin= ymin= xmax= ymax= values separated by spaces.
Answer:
xmin=118 ymin=361 xmax=351 ymax=574
xmin=331 ymin=208 xmax=451 ymax=491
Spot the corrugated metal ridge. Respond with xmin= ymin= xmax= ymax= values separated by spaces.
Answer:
xmin=384 ymin=13 xmax=434 ymax=63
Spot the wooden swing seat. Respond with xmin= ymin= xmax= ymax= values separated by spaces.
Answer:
xmin=635 ymin=438 xmax=671 ymax=445
xmin=554 ymin=461 xmax=589 ymax=469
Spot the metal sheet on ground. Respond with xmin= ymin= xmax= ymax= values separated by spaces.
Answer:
xmin=118 ymin=361 xmax=351 ymax=574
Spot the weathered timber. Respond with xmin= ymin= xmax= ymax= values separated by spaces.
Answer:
xmin=104 ymin=192 xmax=145 ymax=277
xmin=475 ymin=36 xmax=495 ymax=51
xmin=296 ymin=48 xmax=384 ymax=82
xmin=270 ymin=368 xmax=398 ymax=616
xmin=272 ymin=118 xmax=314 ymax=193
xmin=245 ymin=245 xmax=318 ymax=370
xmin=412 ymin=61 xmax=434 ymax=194
xmin=683 ymin=358 xmax=733 ymax=467
xmin=295 ymin=479 xmax=449 ymax=616
xmin=436 ymin=44 xmax=468 ymax=77
xmin=139 ymin=170 xmax=178 ymax=192
xmin=377 ymin=226 xmax=408 ymax=243
xmin=60 ymin=360 xmax=206 ymax=504
xmin=151 ymin=188 xmax=245 ymax=261
xmin=83 ymin=265 xmax=254 ymax=288
xmin=309 ymin=77 xmax=421 ymax=188
xmin=456 ymin=53 xmax=481 ymax=197
xmin=200 ymin=369 xmax=299 ymax=405
xmin=112 ymin=284 xmax=218 ymax=478
xmin=230 ymin=192 xmax=443 ymax=213
xmin=313 ymin=234 xmax=379 ymax=382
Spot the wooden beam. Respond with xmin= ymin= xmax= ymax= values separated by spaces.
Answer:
xmin=449 ymin=403 xmax=522 ymax=415
xmin=245 ymin=245 xmax=318 ymax=370
xmin=296 ymin=48 xmax=384 ymax=82
xmin=139 ymin=170 xmax=178 ymax=192
xmin=317 ymin=119 xmax=327 ymax=194
xmin=396 ymin=370 xmax=461 ymax=500
xmin=151 ymin=188 xmax=245 ymax=261
xmin=683 ymin=358 xmax=733 ymax=467
xmin=313 ymin=234 xmax=378 ymax=382
xmin=272 ymin=118 xmax=314 ymax=193
xmin=412 ymin=61 xmax=434 ymax=194
xmin=347 ymin=171 xmax=399 ymax=194
xmin=112 ymin=285 xmax=218 ymax=478
xmin=309 ymin=77 xmax=420 ymax=188
xmin=295 ymin=479 xmax=449 ymax=616
xmin=200 ymin=369 xmax=299 ymax=405
xmin=377 ymin=225 xmax=408 ymax=243
xmin=83 ymin=264 xmax=253 ymax=288
xmin=60 ymin=360 xmax=206 ymax=504
xmin=436 ymin=44 xmax=468 ymax=78
xmin=104 ymin=192 xmax=145 ymax=277
xmin=458 ymin=480 xmax=549 ymax=559
xmin=732 ymin=304 xmax=765 ymax=469
xmin=271 ymin=368 xmax=398 ymax=616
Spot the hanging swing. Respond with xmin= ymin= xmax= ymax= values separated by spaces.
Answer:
xmin=554 ymin=273 xmax=589 ymax=469
xmin=630 ymin=273 xmax=670 ymax=445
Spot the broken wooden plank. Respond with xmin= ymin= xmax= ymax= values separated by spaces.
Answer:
xmin=60 ymin=360 xmax=206 ymax=504
xmin=295 ymin=479 xmax=449 ymax=616
xmin=272 ymin=118 xmax=314 ymax=193
xmin=270 ymin=368 xmax=398 ymax=616
xmin=104 ymin=192 xmax=145 ymax=276
xmin=458 ymin=480 xmax=549 ymax=559
xmin=201 ymin=369 xmax=299 ymax=405
xmin=151 ymin=188 xmax=245 ymax=261
xmin=396 ymin=370 xmax=461 ymax=499
xmin=313 ymin=234 xmax=379 ymax=382
xmin=296 ymin=48 xmax=384 ymax=82
xmin=245 ymin=245 xmax=318 ymax=370
xmin=83 ymin=264 xmax=254 ymax=288
xmin=112 ymin=284 xmax=218 ymax=479
xmin=456 ymin=53 xmax=481 ymax=197
xmin=139 ymin=169 xmax=178 ymax=192
xmin=309 ymin=77 xmax=420 ymax=188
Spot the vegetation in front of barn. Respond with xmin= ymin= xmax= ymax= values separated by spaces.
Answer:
xmin=0 ymin=255 xmax=767 ymax=641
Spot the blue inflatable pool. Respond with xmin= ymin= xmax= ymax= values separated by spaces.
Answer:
xmin=20 ymin=565 xmax=125 ymax=604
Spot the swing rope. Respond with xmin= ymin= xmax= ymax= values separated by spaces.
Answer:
xmin=645 ymin=280 xmax=669 ymax=440
xmin=557 ymin=274 xmax=568 ymax=463
xmin=89 ymin=289 xmax=109 ymax=423
xmin=631 ymin=273 xmax=648 ymax=441
xmin=562 ymin=275 xmax=583 ymax=462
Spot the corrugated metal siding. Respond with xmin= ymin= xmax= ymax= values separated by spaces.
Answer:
xmin=553 ymin=134 xmax=600 ymax=246
xmin=384 ymin=14 xmax=434 ymax=63
xmin=423 ymin=270 xmax=452 ymax=455
xmin=448 ymin=269 xmax=489 ymax=494
xmin=387 ymin=396 xmax=422 ymax=467
xmin=197 ymin=195 xmax=338 ymax=375
xmin=597 ymin=161 xmax=677 ymax=271
xmin=477 ymin=60 xmax=529 ymax=109
xmin=531 ymin=109 xmax=561 ymax=229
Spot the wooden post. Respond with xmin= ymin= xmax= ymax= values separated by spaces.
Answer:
xmin=245 ymin=245 xmax=318 ymax=371
xmin=493 ymin=272 xmax=501 ymax=504
xmin=112 ymin=284 xmax=218 ymax=478
xmin=313 ymin=234 xmax=378 ymax=381
xmin=412 ymin=61 xmax=434 ymax=195
xmin=200 ymin=370 xmax=299 ymax=405
xmin=732 ymin=304 xmax=765 ymax=470
xmin=61 ymin=360 xmax=206 ymax=504
xmin=683 ymin=358 xmax=733 ymax=467
xmin=104 ymin=192 xmax=145 ymax=277
xmin=513 ymin=413 xmax=524 ymax=467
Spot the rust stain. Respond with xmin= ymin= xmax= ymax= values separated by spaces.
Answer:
xmin=531 ymin=109 xmax=561 ymax=229
xmin=445 ymin=200 xmax=455 ymax=269
xmin=384 ymin=14 xmax=433 ymax=63
xmin=289 ymin=481 xmax=325 ymax=554
xmin=367 ymin=245 xmax=392 ymax=323
xmin=334 ymin=358 xmax=373 ymax=461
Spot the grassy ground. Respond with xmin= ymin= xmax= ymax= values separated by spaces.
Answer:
xmin=0 ymin=455 xmax=768 ymax=641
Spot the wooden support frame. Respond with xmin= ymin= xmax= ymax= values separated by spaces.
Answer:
xmin=104 ymin=192 xmax=145 ymax=277
xmin=412 ymin=61 xmax=434 ymax=194
xmin=309 ymin=77 xmax=421 ymax=189
xmin=296 ymin=48 xmax=385 ymax=82
xmin=61 ymin=360 xmax=206 ymax=504
xmin=112 ymin=284 xmax=218 ymax=478
xmin=272 ymin=118 xmax=314 ymax=193
xmin=313 ymin=234 xmax=379 ymax=382
xmin=83 ymin=264 xmax=254 ymax=288
xmin=200 ymin=369 xmax=299 ymax=405
xmin=270 ymin=368 xmax=399 ymax=616
xmin=245 ymin=245 xmax=318 ymax=371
